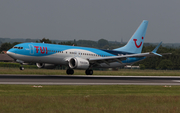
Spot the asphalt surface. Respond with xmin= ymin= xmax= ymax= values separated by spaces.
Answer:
xmin=0 ymin=75 xmax=180 ymax=85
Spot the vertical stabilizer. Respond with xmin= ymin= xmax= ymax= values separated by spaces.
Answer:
xmin=114 ymin=20 xmax=148 ymax=53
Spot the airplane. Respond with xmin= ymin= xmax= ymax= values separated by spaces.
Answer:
xmin=7 ymin=20 xmax=166 ymax=75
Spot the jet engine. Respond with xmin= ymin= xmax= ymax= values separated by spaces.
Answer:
xmin=36 ymin=63 xmax=56 ymax=69
xmin=68 ymin=57 xmax=89 ymax=69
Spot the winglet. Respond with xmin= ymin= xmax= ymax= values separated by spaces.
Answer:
xmin=151 ymin=42 xmax=162 ymax=57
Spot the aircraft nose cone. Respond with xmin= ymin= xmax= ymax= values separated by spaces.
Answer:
xmin=6 ymin=50 xmax=10 ymax=55
xmin=6 ymin=49 xmax=18 ymax=60
xmin=6 ymin=50 xmax=13 ymax=58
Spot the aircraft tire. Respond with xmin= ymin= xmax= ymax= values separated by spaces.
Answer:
xmin=20 ymin=66 xmax=24 ymax=70
xmin=66 ymin=69 xmax=74 ymax=75
xmin=85 ymin=69 xmax=93 ymax=75
xmin=89 ymin=69 xmax=93 ymax=75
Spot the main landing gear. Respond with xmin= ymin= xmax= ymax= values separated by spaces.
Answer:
xmin=85 ymin=69 xmax=93 ymax=75
xmin=66 ymin=69 xmax=93 ymax=75
xmin=66 ymin=69 xmax=74 ymax=75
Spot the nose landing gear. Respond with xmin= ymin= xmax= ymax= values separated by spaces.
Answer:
xmin=16 ymin=60 xmax=25 ymax=70
xmin=20 ymin=66 xmax=24 ymax=70
xmin=19 ymin=63 xmax=24 ymax=70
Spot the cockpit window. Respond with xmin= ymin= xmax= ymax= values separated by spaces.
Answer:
xmin=13 ymin=46 xmax=23 ymax=49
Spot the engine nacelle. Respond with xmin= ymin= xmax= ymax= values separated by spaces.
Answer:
xmin=36 ymin=63 xmax=56 ymax=69
xmin=69 ymin=57 xmax=89 ymax=69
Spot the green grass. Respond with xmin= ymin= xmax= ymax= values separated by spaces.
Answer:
xmin=0 ymin=62 xmax=37 ymax=68
xmin=0 ymin=85 xmax=180 ymax=113
xmin=1 ymin=67 xmax=180 ymax=76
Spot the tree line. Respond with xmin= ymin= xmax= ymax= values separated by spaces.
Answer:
xmin=0 ymin=38 xmax=180 ymax=70
xmin=36 ymin=38 xmax=124 ymax=49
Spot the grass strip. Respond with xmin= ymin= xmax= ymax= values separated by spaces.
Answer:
xmin=0 ymin=85 xmax=180 ymax=113
xmin=1 ymin=67 xmax=180 ymax=76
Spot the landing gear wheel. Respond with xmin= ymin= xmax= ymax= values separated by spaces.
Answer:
xmin=20 ymin=66 xmax=24 ymax=70
xmin=66 ymin=69 xmax=74 ymax=75
xmin=85 ymin=69 xmax=93 ymax=75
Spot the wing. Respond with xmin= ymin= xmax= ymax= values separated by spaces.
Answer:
xmin=89 ymin=52 xmax=156 ymax=65
xmin=88 ymin=42 xmax=171 ymax=66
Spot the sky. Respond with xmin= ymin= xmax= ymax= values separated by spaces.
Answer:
xmin=0 ymin=0 xmax=180 ymax=43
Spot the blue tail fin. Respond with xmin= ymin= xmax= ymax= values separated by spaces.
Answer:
xmin=114 ymin=20 xmax=148 ymax=53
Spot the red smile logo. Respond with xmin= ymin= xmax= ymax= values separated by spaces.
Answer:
xmin=133 ymin=37 xmax=143 ymax=48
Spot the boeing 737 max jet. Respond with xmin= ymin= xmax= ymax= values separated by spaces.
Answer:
xmin=7 ymin=20 xmax=167 ymax=75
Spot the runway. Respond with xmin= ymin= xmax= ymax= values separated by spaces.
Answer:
xmin=0 ymin=75 xmax=180 ymax=85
